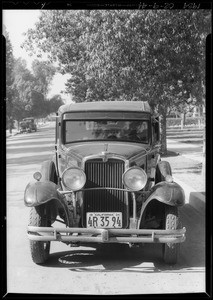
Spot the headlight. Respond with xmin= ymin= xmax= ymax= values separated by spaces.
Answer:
xmin=62 ymin=167 xmax=86 ymax=191
xmin=123 ymin=167 xmax=147 ymax=191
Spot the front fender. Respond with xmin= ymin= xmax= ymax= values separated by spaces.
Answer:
xmin=148 ymin=181 xmax=185 ymax=206
xmin=24 ymin=181 xmax=61 ymax=207
xmin=137 ymin=181 xmax=185 ymax=229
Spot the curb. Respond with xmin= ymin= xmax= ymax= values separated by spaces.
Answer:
xmin=6 ymin=123 xmax=51 ymax=138
xmin=6 ymin=132 xmax=19 ymax=138
xmin=174 ymin=177 xmax=205 ymax=213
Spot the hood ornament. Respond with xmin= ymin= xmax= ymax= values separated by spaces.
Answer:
xmin=102 ymin=143 xmax=109 ymax=162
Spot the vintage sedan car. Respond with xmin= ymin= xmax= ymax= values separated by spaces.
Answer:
xmin=24 ymin=101 xmax=186 ymax=265
xmin=22 ymin=117 xmax=37 ymax=133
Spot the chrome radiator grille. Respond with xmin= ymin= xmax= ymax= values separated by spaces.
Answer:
xmin=82 ymin=158 xmax=128 ymax=227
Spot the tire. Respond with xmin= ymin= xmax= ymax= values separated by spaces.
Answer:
xmin=29 ymin=161 xmax=57 ymax=264
xmin=29 ymin=205 xmax=51 ymax=264
xmin=155 ymin=161 xmax=172 ymax=183
xmin=162 ymin=206 xmax=180 ymax=265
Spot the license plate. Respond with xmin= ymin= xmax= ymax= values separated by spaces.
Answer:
xmin=86 ymin=212 xmax=122 ymax=228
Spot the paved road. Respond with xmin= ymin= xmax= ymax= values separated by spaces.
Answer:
xmin=6 ymin=124 xmax=205 ymax=295
xmin=167 ymin=127 xmax=204 ymax=162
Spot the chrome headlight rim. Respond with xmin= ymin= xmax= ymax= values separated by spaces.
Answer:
xmin=122 ymin=166 xmax=147 ymax=191
xmin=61 ymin=167 xmax=86 ymax=191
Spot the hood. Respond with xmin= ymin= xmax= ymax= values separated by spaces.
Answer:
xmin=65 ymin=141 xmax=149 ymax=161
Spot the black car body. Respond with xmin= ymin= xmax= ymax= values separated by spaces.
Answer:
xmin=22 ymin=118 xmax=37 ymax=133
xmin=19 ymin=121 xmax=28 ymax=133
xmin=24 ymin=101 xmax=186 ymax=265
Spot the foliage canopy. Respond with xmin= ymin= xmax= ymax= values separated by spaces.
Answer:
xmin=22 ymin=9 xmax=211 ymax=152
xmin=22 ymin=9 xmax=211 ymax=109
xmin=5 ymin=31 xmax=62 ymax=121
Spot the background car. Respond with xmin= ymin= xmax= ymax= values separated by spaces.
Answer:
xmin=22 ymin=117 xmax=37 ymax=132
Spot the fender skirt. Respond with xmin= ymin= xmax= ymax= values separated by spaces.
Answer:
xmin=24 ymin=181 xmax=62 ymax=207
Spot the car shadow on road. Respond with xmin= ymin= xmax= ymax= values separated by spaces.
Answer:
xmin=161 ymin=151 xmax=180 ymax=157
xmin=172 ymin=167 xmax=202 ymax=174
xmin=42 ymin=244 xmax=167 ymax=272
xmin=43 ymin=246 xmax=204 ymax=273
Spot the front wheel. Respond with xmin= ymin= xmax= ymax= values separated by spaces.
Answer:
xmin=29 ymin=205 xmax=51 ymax=264
xmin=162 ymin=206 xmax=180 ymax=265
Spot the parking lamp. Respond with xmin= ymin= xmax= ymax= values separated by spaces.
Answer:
xmin=33 ymin=172 xmax=42 ymax=181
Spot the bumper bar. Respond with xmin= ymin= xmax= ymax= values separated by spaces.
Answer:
xmin=27 ymin=226 xmax=186 ymax=244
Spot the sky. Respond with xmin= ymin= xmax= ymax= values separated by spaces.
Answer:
xmin=3 ymin=10 xmax=71 ymax=103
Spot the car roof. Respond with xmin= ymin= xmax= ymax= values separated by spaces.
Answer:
xmin=58 ymin=101 xmax=151 ymax=115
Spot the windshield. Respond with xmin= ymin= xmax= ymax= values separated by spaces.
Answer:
xmin=64 ymin=120 xmax=149 ymax=144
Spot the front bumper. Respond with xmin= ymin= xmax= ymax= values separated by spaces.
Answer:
xmin=27 ymin=226 xmax=186 ymax=244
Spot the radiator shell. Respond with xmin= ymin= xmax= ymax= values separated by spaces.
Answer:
xmin=82 ymin=159 xmax=128 ymax=228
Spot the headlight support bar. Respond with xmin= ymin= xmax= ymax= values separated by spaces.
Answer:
xmin=57 ymin=187 xmax=150 ymax=194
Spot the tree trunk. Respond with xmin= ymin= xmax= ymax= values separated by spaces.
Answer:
xmin=201 ymin=111 xmax=205 ymax=188
xmin=198 ymin=106 xmax=201 ymax=129
xmin=201 ymin=133 xmax=205 ymax=189
xmin=160 ymin=111 xmax=167 ymax=155
xmin=181 ymin=113 xmax=186 ymax=130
